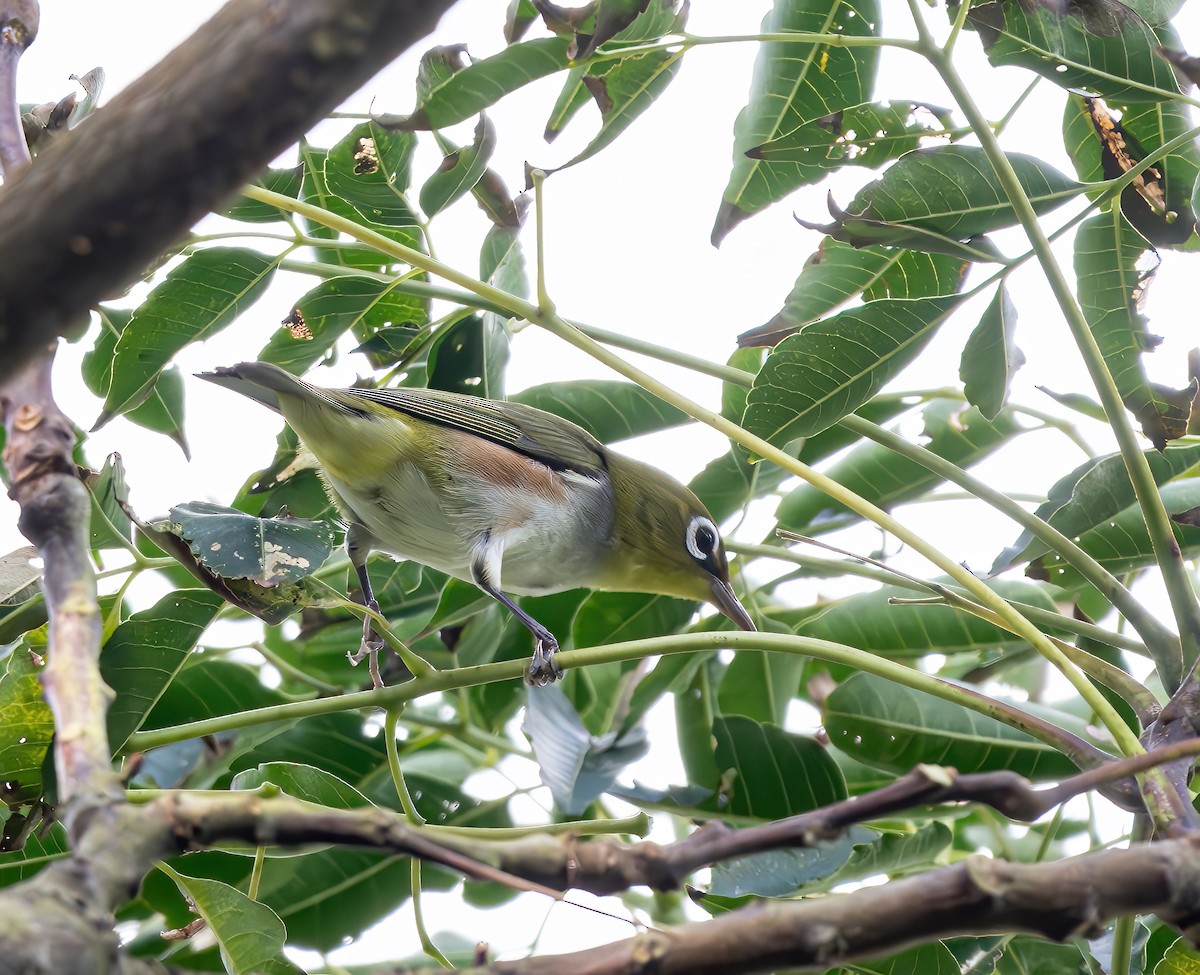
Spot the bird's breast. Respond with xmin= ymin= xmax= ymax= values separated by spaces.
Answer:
xmin=323 ymin=436 xmax=616 ymax=594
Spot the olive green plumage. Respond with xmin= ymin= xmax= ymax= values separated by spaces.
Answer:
xmin=200 ymin=361 xmax=754 ymax=685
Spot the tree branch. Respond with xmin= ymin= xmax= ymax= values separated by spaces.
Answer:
xmin=0 ymin=0 xmax=456 ymax=379
xmin=400 ymin=838 xmax=1200 ymax=975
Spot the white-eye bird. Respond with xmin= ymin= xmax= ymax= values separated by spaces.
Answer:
xmin=199 ymin=361 xmax=755 ymax=686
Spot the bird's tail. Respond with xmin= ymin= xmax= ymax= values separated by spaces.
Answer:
xmin=196 ymin=361 xmax=315 ymax=414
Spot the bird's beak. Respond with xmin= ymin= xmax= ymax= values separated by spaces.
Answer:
xmin=710 ymin=577 xmax=756 ymax=631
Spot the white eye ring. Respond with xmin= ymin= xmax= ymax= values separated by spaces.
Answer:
xmin=686 ymin=515 xmax=719 ymax=561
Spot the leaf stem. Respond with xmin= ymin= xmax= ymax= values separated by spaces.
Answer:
xmin=126 ymin=629 xmax=1117 ymax=771
xmin=411 ymin=857 xmax=453 ymax=968
xmin=385 ymin=709 xmax=425 ymax=825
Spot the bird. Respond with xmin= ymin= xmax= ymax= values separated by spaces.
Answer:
xmin=199 ymin=361 xmax=755 ymax=687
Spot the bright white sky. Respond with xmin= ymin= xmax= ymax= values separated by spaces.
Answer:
xmin=4 ymin=0 xmax=1200 ymax=966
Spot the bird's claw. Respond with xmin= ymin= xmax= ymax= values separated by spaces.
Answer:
xmin=348 ymin=599 xmax=386 ymax=689
xmin=524 ymin=638 xmax=562 ymax=687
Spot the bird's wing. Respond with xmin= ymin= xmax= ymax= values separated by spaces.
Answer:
xmin=347 ymin=387 xmax=608 ymax=477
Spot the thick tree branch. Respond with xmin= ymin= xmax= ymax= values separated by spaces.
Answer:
xmin=400 ymin=838 xmax=1200 ymax=975
xmin=0 ymin=348 xmax=114 ymax=820
xmin=0 ymin=0 xmax=455 ymax=378
xmin=0 ymin=0 xmax=36 ymax=176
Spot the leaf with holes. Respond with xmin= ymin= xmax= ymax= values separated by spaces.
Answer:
xmin=748 ymin=99 xmax=955 ymax=166
xmin=258 ymin=275 xmax=428 ymax=374
xmin=969 ymin=0 xmax=1179 ymax=101
xmin=1075 ymin=210 xmax=1193 ymax=449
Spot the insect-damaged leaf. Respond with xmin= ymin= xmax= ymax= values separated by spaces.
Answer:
xmin=747 ymin=100 xmax=955 ymax=168
xmin=968 ymin=0 xmax=1179 ymax=101
xmin=1074 ymin=210 xmax=1196 ymax=448
xmin=1063 ymin=95 xmax=1197 ymax=247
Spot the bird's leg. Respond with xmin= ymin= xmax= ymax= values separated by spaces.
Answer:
xmin=346 ymin=524 xmax=384 ymax=689
xmin=470 ymin=538 xmax=562 ymax=687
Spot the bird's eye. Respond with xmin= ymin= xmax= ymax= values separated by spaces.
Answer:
xmin=686 ymin=515 xmax=720 ymax=563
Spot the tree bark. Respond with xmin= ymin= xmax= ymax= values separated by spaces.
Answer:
xmin=0 ymin=0 xmax=456 ymax=378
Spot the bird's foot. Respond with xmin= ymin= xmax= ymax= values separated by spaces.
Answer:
xmin=348 ymin=600 xmax=386 ymax=689
xmin=524 ymin=637 xmax=563 ymax=687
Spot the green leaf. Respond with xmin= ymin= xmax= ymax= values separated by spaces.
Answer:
xmin=713 ymin=0 xmax=882 ymax=244
xmin=777 ymin=399 xmax=1025 ymax=533
xmin=480 ymin=211 xmax=528 ymax=298
xmin=103 ymin=589 xmax=224 ymax=754
xmin=689 ymin=448 xmax=795 ymax=524
xmin=83 ymin=453 xmax=133 ymax=552
xmin=141 ymin=658 xmax=288 ymax=733
xmin=961 ymin=284 xmax=1024 ymax=419
xmin=1033 ymin=477 xmax=1200 ymax=583
xmin=0 ymin=546 xmax=39 ymax=607
xmin=748 ymin=99 xmax=956 ymax=165
xmin=0 ymin=825 xmax=68 ymax=887
xmin=824 ymin=673 xmax=1078 ymax=779
xmin=575 ymin=0 xmax=656 ymax=59
xmin=716 ymin=649 xmax=804 ymax=725
xmin=427 ymin=313 xmax=510 ymax=399
xmin=548 ymin=49 xmax=684 ymax=173
xmin=545 ymin=64 xmax=593 ymax=141
xmin=323 ymin=122 xmax=420 ymax=237
xmin=1156 ymin=936 xmax=1200 ymax=974
xmin=744 ymin=295 xmax=965 ymax=446
xmin=157 ymin=863 xmax=287 ymax=975
xmin=162 ymin=501 xmax=336 ymax=588
xmin=797 ymin=578 xmax=1060 ymax=660
xmin=994 ymin=443 xmax=1200 ymax=572
xmin=995 ymin=937 xmax=1093 ymax=974
xmin=0 ymin=643 xmax=52 ymax=806
xmin=571 ymin=591 xmax=696 ymax=648
xmin=84 ymin=308 xmax=193 ymax=456
xmin=808 ymin=821 xmax=953 ymax=893
xmin=258 ymin=275 xmax=428 ymax=374
xmin=140 ymin=503 xmax=337 ymax=626
xmin=231 ymin=762 xmax=371 ymax=809
xmin=710 ymin=821 xmax=952 ymax=898
xmin=219 ymin=165 xmax=304 ymax=223
xmin=691 ymin=395 xmax=913 ymax=523
xmin=1076 ymin=209 xmax=1192 ymax=449
xmin=969 ymin=0 xmax=1180 ymax=101
xmin=833 ymin=145 xmax=1080 ymax=244
xmin=740 ymin=237 xmax=966 ymax=347
xmin=511 ymin=380 xmax=689 ymax=442
xmin=420 ymin=116 xmax=497 ymax=217
xmin=299 ymin=143 xmax=393 ymax=273
xmin=101 ymin=248 xmax=277 ymax=422
xmin=712 ymin=715 xmax=846 ymax=819
xmin=398 ymin=37 xmax=573 ymax=130
xmin=844 ymin=939 xmax=962 ymax=975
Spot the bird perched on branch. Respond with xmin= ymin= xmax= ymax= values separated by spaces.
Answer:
xmin=200 ymin=361 xmax=755 ymax=686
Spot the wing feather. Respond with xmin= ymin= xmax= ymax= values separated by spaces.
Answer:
xmin=347 ymin=387 xmax=607 ymax=477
